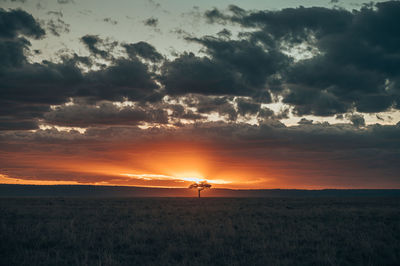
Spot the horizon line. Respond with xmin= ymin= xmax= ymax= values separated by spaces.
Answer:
xmin=1 ymin=183 xmax=400 ymax=191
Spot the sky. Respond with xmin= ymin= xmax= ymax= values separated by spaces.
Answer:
xmin=0 ymin=0 xmax=399 ymax=189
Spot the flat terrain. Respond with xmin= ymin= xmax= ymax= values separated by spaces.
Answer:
xmin=0 ymin=198 xmax=399 ymax=266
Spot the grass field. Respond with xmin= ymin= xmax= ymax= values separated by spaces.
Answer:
xmin=0 ymin=197 xmax=399 ymax=265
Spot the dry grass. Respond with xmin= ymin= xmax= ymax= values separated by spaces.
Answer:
xmin=0 ymin=197 xmax=399 ymax=265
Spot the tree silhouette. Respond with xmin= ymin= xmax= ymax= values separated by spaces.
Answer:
xmin=188 ymin=181 xmax=211 ymax=198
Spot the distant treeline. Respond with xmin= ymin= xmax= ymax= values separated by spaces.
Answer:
xmin=1 ymin=184 xmax=400 ymax=197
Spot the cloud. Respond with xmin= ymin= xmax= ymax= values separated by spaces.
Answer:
xmin=143 ymin=17 xmax=158 ymax=27
xmin=0 ymin=10 xmax=160 ymax=130
xmin=2 ymin=4 xmax=400 ymax=133
xmin=203 ymin=2 xmax=400 ymax=115
xmin=282 ymin=84 xmax=349 ymax=116
xmin=204 ymin=8 xmax=230 ymax=24
xmin=47 ymin=11 xmax=63 ymax=17
xmin=298 ymin=118 xmax=313 ymax=125
xmin=0 ymin=119 xmax=38 ymax=131
xmin=1 ymin=57 xmax=159 ymax=108
xmin=47 ymin=18 xmax=70 ymax=36
xmin=0 ymin=121 xmax=399 ymax=188
xmin=57 ymin=0 xmax=74 ymax=4
xmin=1 ymin=61 xmax=83 ymax=105
xmin=161 ymin=52 xmax=248 ymax=96
xmin=185 ymin=36 xmax=289 ymax=96
xmin=0 ymin=0 xmax=27 ymax=3
xmin=103 ymin=17 xmax=117 ymax=25
xmin=347 ymin=114 xmax=365 ymax=127
xmin=0 ymin=8 xmax=45 ymax=39
xmin=0 ymin=4 xmax=399 ymax=188
xmin=184 ymin=95 xmax=237 ymax=120
xmin=217 ymin=28 xmax=232 ymax=38
xmin=123 ymin=41 xmax=163 ymax=62
xmin=0 ymin=9 xmax=48 ymax=130
xmin=236 ymin=98 xmax=261 ymax=116
xmin=80 ymin=35 xmax=117 ymax=59
xmin=147 ymin=0 xmax=161 ymax=9
xmin=2 ymin=3 xmax=400 ymax=126
xmin=160 ymin=39 xmax=288 ymax=100
xmin=82 ymin=58 xmax=160 ymax=102
xmin=0 ymin=37 xmax=31 ymax=68
xmin=43 ymin=101 xmax=169 ymax=127
xmin=167 ymin=104 xmax=205 ymax=121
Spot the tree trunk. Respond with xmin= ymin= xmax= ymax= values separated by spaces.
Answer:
xmin=198 ymin=189 xmax=200 ymax=198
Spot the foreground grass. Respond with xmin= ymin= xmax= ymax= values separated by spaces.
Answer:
xmin=0 ymin=198 xmax=399 ymax=266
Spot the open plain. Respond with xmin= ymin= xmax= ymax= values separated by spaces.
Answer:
xmin=1 ymin=197 xmax=399 ymax=266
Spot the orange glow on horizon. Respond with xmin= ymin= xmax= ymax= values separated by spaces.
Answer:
xmin=2 ymin=138 xmax=390 ymax=189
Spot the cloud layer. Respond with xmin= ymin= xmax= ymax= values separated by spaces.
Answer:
xmin=0 ymin=2 xmax=400 ymax=188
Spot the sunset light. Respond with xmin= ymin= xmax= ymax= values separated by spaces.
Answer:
xmin=1 ymin=1 xmax=400 ymax=265
xmin=120 ymin=173 xmax=231 ymax=185
xmin=0 ymin=0 xmax=399 ymax=190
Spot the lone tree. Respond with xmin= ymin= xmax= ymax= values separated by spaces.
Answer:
xmin=189 ymin=181 xmax=211 ymax=198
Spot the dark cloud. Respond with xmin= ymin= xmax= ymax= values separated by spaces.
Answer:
xmin=0 ymin=9 xmax=48 ymax=130
xmin=184 ymin=95 xmax=237 ymax=120
xmin=143 ymin=17 xmax=158 ymax=27
xmin=161 ymin=52 xmax=246 ymax=96
xmin=80 ymin=35 xmax=117 ymax=59
xmin=347 ymin=114 xmax=365 ymax=127
xmin=204 ymin=2 xmax=400 ymax=115
xmin=0 ymin=37 xmax=31 ymax=68
xmin=47 ymin=18 xmax=70 ymax=36
xmin=62 ymin=53 xmax=93 ymax=67
xmin=0 ymin=9 xmax=161 ymax=131
xmin=1 ymin=121 xmax=399 ymax=187
xmin=0 ymin=0 xmax=27 ymax=2
xmin=1 ymin=57 xmax=159 ymax=131
xmin=234 ymin=6 xmax=352 ymax=42
xmin=3 ymin=58 xmax=158 ymax=107
xmin=1 ymin=60 xmax=83 ymax=104
xmin=376 ymin=114 xmax=384 ymax=121
xmin=0 ymin=4 xmax=399 ymax=188
xmin=57 ymin=0 xmax=74 ymax=4
xmin=282 ymin=84 xmax=349 ymax=116
xmin=0 ymin=8 xmax=45 ymax=39
xmin=82 ymin=58 xmax=160 ymax=102
xmin=217 ymin=28 xmax=232 ymax=38
xmin=160 ymin=38 xmax=288 ymax=100
xmin=166 ymin=104 xmax=205 ymax=121
xmin=80 ymin=35 xmax=106 ymax=57
xmin=236 ymin=98 xmax=261 ymax=116
xmin=185 ymin=36 xmax=289 ymax=97
xmin=103 ymin=18 xmax=117 ymax=25
xmin=147 ymin=0 xmax=161 ymax=9
xmin=280 ymin=2 xmax=400 ymax=114
xmin=1 ymin=5 xmax=400 ymax=133
xmin=45 ymin=10 xmax=69 ymax=36
xmin=204 ymin=8 xmax=230 ymax=24
xmin=3 ymin=119 xmax=399 ymax=153
xmin=298 ymin=118 xmax=313 ymax=125
xmin=257 ymin=107 xmax=274 ymax=121
xmin=336 ymin=114 xmax=344 ymax=120
xmin=204 ymin=4 xmax=352 ymax=44
xmin=43 ymin=101 xmax=169 ymax=127
xmin=47 ymin=11 xmax=63 ymax=17
xmin=123 ymin=41 xmax=163 ymax=62
xmin=0 ymin=119 xmax=38 ymax=131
